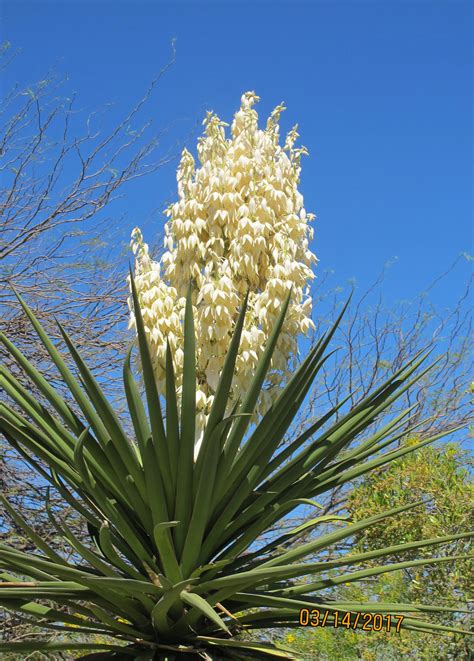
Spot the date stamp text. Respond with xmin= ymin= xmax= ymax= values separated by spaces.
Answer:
xmin=299 ymin=609 xmax=404 ymax=632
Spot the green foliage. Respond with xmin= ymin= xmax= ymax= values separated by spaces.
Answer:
xmin=280 ymin=604 xmax=471 ymax=661
xmin=284 ymin=442 xmax=473 ymax=659
xmin=349 ymin=440 xmax=472 ymax=546
xmin=0 ymin=284 xmax=472 ymax=659
xmin=349 ymin=441 xmax=473 ymax=601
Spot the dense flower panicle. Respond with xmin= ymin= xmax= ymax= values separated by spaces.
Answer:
xmin=128 ymin=92 xmax=318 ymax=456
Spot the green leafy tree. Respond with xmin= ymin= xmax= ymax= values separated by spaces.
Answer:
xmin=284 ymin=442 xmax=473 ymax=660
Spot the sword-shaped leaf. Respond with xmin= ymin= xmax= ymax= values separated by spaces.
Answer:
xmin=128 ymin=268 xmax=172 ymax=510
xmin=174 ymin=283 xmax=196 ymax=556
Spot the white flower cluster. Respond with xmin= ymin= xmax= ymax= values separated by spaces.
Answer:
xmin=128 ymin=92 xmax=318 ymax=456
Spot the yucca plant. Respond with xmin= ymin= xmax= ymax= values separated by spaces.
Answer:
xmin=0 ymin=275 xmax=472 ymax=660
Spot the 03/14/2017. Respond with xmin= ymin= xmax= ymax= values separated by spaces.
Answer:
xmin=299 ymin=609 xmax=405 ymax=633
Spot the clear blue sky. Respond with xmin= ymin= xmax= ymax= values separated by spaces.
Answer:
xmin=2 ymin=0 xmax=472 ymax=309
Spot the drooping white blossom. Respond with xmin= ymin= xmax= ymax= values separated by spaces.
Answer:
xmin=128 ymin=92 xmax=318 ymax=457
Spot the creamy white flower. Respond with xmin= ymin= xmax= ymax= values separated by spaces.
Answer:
xmin=128 ymin=92 xmax=318 ymax=456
